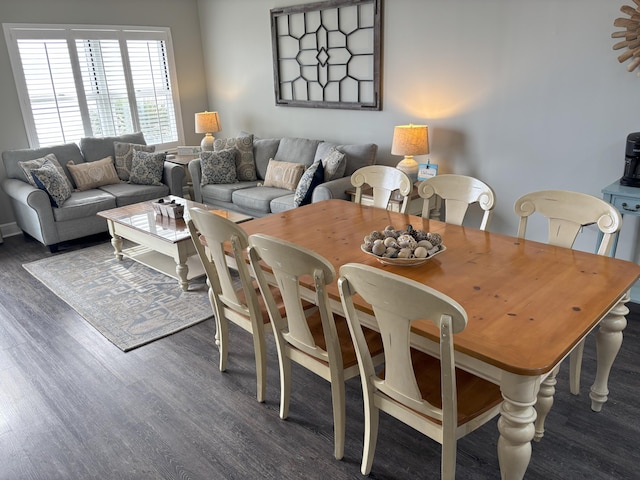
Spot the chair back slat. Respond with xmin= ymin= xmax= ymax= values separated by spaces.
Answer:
xmin=351 ymin=165 xmax=412 ymax=213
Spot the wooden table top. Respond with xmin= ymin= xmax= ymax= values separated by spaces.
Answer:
xmin=239 ymin=199 xmax=640 ymax=376
xmin=98 ymin=196 xmax=252 ymax=243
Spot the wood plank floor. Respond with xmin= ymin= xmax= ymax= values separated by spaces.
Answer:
xmin=1 ymin=232 xmax=639 ymax=479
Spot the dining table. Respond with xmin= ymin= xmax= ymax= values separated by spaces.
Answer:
xmin=237 ymin=199 xmax=640 ymax=479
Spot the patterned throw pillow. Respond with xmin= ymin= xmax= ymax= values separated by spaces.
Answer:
xmin=294 ymin=160 xmax=325 ymax=207
xmin=214 ymin=135 xmax=257 ymax=181
xmin=19 ymin=153 xmax=73 ymax=191
xmin=114 ymin=142 xmax=155 ymax=181
xmin=67 ymin=156 xmax=121 ymax=191
xmin=201 ymin=149 xmax=238 ymax=185
xmin=30 ymin=159 xmax=72 ymax=207
xmin=129 ymin=150 xmax=166 ymax=186
xmin=322 ymin=147 xmax=346 ymax=181
xmin=262 ymin=159 xmax=305 ymax=191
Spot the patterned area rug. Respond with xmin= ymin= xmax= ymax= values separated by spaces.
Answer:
xmin=23 ymin=242 xmax=213 ymax=351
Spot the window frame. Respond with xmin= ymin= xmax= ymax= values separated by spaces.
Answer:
xmin=3 ymin=23 xmax=185 ymax=150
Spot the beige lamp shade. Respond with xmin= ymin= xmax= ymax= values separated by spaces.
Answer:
xmin=195 ymin=111 xmax=221 ymax=151
xmin=391 ymin=124 xmax=429 ymax=178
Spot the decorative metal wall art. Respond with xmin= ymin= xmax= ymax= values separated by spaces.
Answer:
xmin=270 ymin=0 xmax=382 ymax=110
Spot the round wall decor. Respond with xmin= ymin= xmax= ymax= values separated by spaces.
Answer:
xmin=613 ymin=3 xmax=640 ymax=75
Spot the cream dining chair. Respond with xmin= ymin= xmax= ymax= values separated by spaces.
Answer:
xmin=417 ymin=174 xmax=496 ymax=230
xmin=337 ymin=263 xmax=503 ymax=478
xmin=350 ymin=165 xmax=413 ymax=213
xmin=247 ymin=233 xmax=384 ymax=460
xmin=188 ymin=207 xmax=271 ymax=402
xmin=513 ymin=190 xmax=623 ymax=439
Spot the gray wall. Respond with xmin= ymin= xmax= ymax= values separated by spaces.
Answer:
xmin=198 ymin=0 xmax=640 ymax=261
xmin=0 ymin=0 xmax=207 ymax=235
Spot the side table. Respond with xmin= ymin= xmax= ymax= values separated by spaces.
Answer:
xmin=600 ymin=179 xmax=640 ymax=301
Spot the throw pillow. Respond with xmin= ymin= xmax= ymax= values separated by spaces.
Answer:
xmin=67 ymin=156 xmax=120 ymax=191
xmin=200 ymin=149 xmax=238 ymax=185
xmin=19 ymin=153 xmax=74 ymax=191
xmin=214 ymin=135 xmax=257 ymax=181
xmin=322 ymin=147 xmax=347 ymax=181
xmin=262 ymin=159 xmax=305 ymax=191
xmin=30 ymin=159 xmax=72 ymax=207
xmin=129 ymin=150 xmax=166 ymax=186
xmin=294 ymin=160 xmax=325 ymax=207
xmin=114 ymin=142 xmax=155 ymax=181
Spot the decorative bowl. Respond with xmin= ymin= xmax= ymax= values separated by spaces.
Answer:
xmin=360 ymin=244 xmax=446 ymax=266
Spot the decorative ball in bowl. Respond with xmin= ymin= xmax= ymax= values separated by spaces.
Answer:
xmin=361 ymin=224 xmax=445 ymax=266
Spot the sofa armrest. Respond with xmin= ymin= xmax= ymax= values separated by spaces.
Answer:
xmin=188 ymin=158 xmax=203 ymax=203
xmin=163 ymin=161 xmax=186 ymax=196
xmin=2 ymin=178 xmax=58 ymax=244
xmin=312 ymin=176 xmax=352 ymax=202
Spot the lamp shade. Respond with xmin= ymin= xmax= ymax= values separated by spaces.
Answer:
xmin=195 ymin=111 xmax=221 ymax=134
xmin=391 ymin=124 xmax=429 ymax=156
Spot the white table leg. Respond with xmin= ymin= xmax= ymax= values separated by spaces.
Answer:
xmin=111 ymin=235 xmax=123 ymax=261
xmin=497 ymin=373 xmax=539 ymax=480
xmin=533 ymin=364 xmax=559 ymax=442
xmin=589 ymin=291 xmax=629 ymax=412
xmin=176 ymin=262 xmax=189 ymax=291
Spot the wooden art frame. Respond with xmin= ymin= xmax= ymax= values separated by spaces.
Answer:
xmin=270 ymin=0 xmax=382 ymax=110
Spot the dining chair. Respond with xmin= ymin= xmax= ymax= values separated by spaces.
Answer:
xmin=350 ymin=165 xmax=413 ymax=213
xmin=337 ymin=263 xmax=503 ymax=478
xmin=187 ymin=207 xmax=270 ymax=402
xmin=513 ymin=190 xmax=623 ymax=436
xmin=247 ymin=233 xmax=384 ymax=460
xmin=417 ymin=174 xmax=496 ymax=230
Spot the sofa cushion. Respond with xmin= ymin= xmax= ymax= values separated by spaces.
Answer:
xmin=321 ymin=147 xmax=347 ymax=181
xmin=274 ymin=137 xmax=321 ymax=167
xmin=3 ymin=143 xmax=83 ymax=183
xmin=253 ymin=138 xmax=280 ymax=180
xmin=201 ymin=149 xmax=238 ymax=185
xmin=314 ymin=142 xmax=377 ymax=176
xmin=67 ymin=156 xmax=120 ymax=191
xmin=232 ymin=185 xmax=291 ymax=213
xmin=129 ymin=150 xmax=166 ymax=186
xmin=99 ymin=182 xmax=169 ymax=207
xmin=262 ymin=160 xmax=305 ymax=191
xmin=270 ymin=193 xmax=297 ymax=213
xmin=31 ymin=159 xmax=73 ymax=207
xmin=294 ymin=160 xmax=324 ymax=207
xmin=214 ymin=135 xmax=257 ymax=181
xmin=51 ymin=189 xmax=117 ymax=222
xmin=80 ymin=132 xmax=146 ymax=162
xmin=200 ymin=181 xmax=257 ymax=204
xmin=114 ymin=142 xmax=155 ymax=181
xmin=19 ymin=153 xmax=74 ymax=190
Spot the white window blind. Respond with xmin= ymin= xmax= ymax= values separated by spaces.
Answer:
xmin=4 ymin=24 xmax=184 ymax=149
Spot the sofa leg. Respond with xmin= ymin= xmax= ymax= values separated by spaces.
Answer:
xmin=49 ymin=244 xmax=59 ymax=253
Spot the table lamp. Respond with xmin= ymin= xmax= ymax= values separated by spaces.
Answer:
xmin=195 ymin=111 xmax=221 ymax=151
xmin=391 ymin=124 xmax=429 ymax=180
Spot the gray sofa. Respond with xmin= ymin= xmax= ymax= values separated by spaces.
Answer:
xmin=189 ymin=135 xmax=378 ymax=218
xmin=2 ymin=132 xmax=185 ymax=252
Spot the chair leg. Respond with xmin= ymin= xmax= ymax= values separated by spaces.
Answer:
xmin=441 ymin=439 xmax=458 ymax=480
xmin=569 ymin=339 xmax=586 ymax=395
xmin=361 ymin=401 xmax=379 ymax=475
xmin=330 ymin=377 xmax=346 ymax=460
xmin=279 ymin=355 xmax=292 ymax=420
xmin=251 ymin=327 xmax=267 ymax=403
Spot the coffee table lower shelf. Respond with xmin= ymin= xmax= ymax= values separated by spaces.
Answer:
xmin=121 ymin=244 xmax=205 ymax=285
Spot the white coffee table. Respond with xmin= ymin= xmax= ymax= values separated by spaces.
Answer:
xmin=98 ymin=196 xmax=252 ymax=291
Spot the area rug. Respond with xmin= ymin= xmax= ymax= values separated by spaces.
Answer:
xmin=23 ymin=242 xmax=214 ymax=352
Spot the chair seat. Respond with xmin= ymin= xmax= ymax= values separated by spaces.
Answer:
xmin=378 ymin=349 xmax=503 ymax=426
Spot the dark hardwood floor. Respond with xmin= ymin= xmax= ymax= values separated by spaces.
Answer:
xmin=1 ymin=232 xmax=639 ymax=479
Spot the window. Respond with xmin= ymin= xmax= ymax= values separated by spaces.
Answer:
xmin=3 ymin=24 xmax=184 ymax=150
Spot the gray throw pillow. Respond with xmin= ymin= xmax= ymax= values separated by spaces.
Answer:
xmin=322 ymin=147 xmax=346 ymax=181
xmin=114 ymin=142 xmax=155 ymax=181
xmin=31 ymin=159 xmax=72 ymax=207
xmin=129 ymin=150 xmax=166 ymax=186
xmin=214 ymin=135 xmax=257 ymax=181
xmin=19 ymin=153 xmax=74 ymax=191
xmin=201 ymin=149 xmax=238 ymax=185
